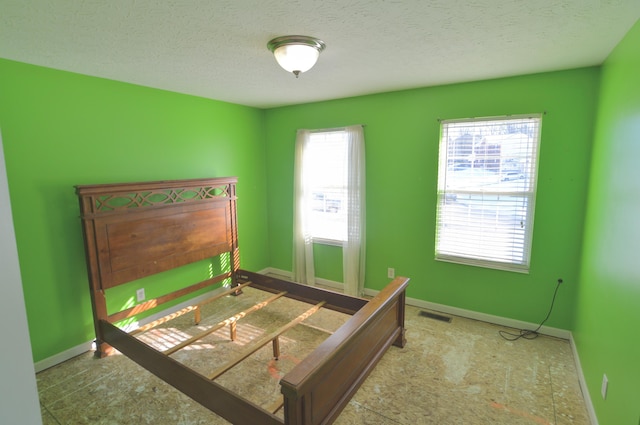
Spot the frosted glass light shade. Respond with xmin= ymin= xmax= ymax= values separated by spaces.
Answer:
xmin=268 ymin=36 xmax=326 ymax=77
xmin=273 ymin=44 xmax=320 ymax=74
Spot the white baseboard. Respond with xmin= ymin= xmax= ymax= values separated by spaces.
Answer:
xmin=366 ymin=288 xmax=572 ymax=340
xmin=256 ymin=266 xmax=289 ymax=278
xmin=259 ymin=267 xmax=344 ymax=290
xmin=263 ymin=268 xmax=571 ymax=339
xmin=34 ymin=341 xmax=95 ymax=373
xmin=570 ymin=334 xmax=599 ymax=425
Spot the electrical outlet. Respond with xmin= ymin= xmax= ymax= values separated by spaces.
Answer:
xmin=601 ymin=374 xmax=608 ymax=400
xmin=136 ymin=288 xmax=145 ymax=302
xmin=387 ymin=268 xmax=395 ymax=279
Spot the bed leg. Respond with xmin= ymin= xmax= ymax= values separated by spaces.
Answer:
xmin=229 ymin=321 xmax=237 ymax=341
xmin=393 ymin=290 xmax=407 ymax=348
xmin=230 ymin=279 xmax=243 ymax=296
xmin=272 ymin=337 xmax=280 ymax=360
xmin=393 ymin=327 xmax=407 ymax=348
xmin=194 ymin=306 xmax=201 ymax=325
xmin=94 ymin=340 xmax=115 ymax=358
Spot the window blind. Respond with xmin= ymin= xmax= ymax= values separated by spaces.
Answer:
xmin=435 ymin=115 xmax=542 ymax=272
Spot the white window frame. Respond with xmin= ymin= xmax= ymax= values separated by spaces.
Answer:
xmin=434 ymin=114 xmax=542 ymax=273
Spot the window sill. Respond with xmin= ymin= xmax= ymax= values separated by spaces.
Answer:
xmin=312 ymin=237 xmax=345 ymax=247
xmin=435 ymin=255 xmax=530 ymax=274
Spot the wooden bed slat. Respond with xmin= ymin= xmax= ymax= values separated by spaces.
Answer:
xmin=163 ymin=290 xmax=287 ymax=356
xmin=207 ymin=301 xmax=326 ymax=380
xmin=267 ymin=397 xmax=285 ymax=415
xmin=107 ymin=272 xmax=233 ymax=323
xmin=129 ymin=281 xmax=252 ymax=336
xmin=129 ymin=305 xmax=198 ymax=336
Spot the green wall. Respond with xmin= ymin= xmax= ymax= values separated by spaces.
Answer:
xmin=0 ymin=59 xmax=270 ymax=362
xmin=3 ymin=27 xmax=637 ymax=423
xmin=574 ymin=20 xmax=640 ymax=425
xmin=265 ymin=68 xmax=600 ymax=330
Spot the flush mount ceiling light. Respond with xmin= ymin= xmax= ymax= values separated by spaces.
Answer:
xmin=267 ymin=35 xmax=326 ymax=78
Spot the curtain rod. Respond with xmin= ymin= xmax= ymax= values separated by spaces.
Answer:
xmin=307 ymin=124 xmax=365 ymax=133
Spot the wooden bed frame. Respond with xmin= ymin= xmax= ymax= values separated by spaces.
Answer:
xmin=76 ymin=177 xmax=409 ymax=425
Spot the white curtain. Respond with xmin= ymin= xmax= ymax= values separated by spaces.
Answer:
xmin=292 ymin=126 xmax=366 ymax=296
xmin=343 ymin=125 xmax=366 ymax=296
xmin=292 ymin=129 xmax=315 ymax=285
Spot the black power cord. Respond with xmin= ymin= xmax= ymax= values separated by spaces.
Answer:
xmin=499 ymin=278 xmax=563 ymax=341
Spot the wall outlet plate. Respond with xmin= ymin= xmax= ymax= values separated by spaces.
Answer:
xmin=136 ymin=288 xmax=145 ymax=302
xmin=601 ymin=374 xmax=608 ymax=399
xmin=387 ymin=268 xmax=395 ymax=279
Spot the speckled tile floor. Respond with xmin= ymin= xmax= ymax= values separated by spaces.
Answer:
xmin=37 ymin=286 xmax=590 ymax=425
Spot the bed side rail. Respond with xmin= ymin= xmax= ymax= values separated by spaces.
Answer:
xmin=99 ymin=320 xmax=283 ymax=425
xmin=237 ymin=269 xmax=368 ymax=315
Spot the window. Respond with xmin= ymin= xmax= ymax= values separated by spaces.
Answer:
xmin=435 ymin=115 xmax=542 ymax=272
xmin=292 ymin=125 xmax=366 ymax=294
xmin=301 ymin=130 xmax=349 ymax=243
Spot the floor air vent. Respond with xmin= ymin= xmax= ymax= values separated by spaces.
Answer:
xmin=419 ymin=311 xmax=452 ymax=323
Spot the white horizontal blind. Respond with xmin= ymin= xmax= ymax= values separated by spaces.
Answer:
xmin=435 ymin=115 xmax=542 ymax=272
xmin=304 ymin=130 xmax=348 ymax=242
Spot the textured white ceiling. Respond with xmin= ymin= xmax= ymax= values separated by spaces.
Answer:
xmin=1 ymin=1 xmax=639 ymax=108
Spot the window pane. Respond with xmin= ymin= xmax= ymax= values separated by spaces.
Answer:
xmin=305 ymin=131 xmax=348 ymax=242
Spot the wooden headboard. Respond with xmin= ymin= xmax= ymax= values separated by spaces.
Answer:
xmin=76 ymin=177 xmax=239 ymax=355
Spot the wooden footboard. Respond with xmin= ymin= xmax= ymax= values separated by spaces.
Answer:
xmin=240 ymin=271 xmax=409 ymax=424
xmin=279 ymin=276 xmax=408 ymax=425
